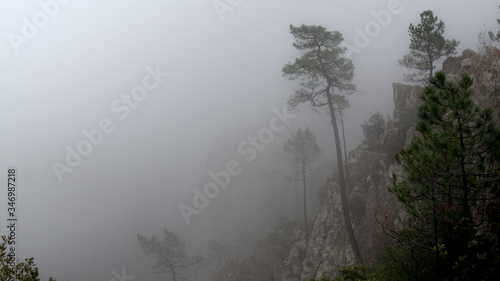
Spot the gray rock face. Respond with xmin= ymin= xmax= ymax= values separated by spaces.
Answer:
xmin=301 ymin=149 xmax=404 ymax=280
xmin=215 ymin=242 xmax=276 ymax=281
xmin=392 ymin=83 xmax=423 ymax=125
xmin=274 ymin=238 xmax=307 ymax=281
xmin=443 ymin=47 xmax=500 ymax=122
xmin=215 ymin=46 xmax=500 ymax=281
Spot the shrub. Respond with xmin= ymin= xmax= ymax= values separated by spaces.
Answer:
xmin=308 ymin=265 xmax=375 ymax=281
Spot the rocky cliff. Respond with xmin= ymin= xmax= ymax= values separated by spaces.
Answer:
xmin=443 ymin=46 xmax=500 ymax=122
xmin=215 ymin=47 xmax=500 ymax=281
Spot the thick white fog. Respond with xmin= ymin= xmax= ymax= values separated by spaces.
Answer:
xmin=1 ymin=0 xmax=499 ymax=280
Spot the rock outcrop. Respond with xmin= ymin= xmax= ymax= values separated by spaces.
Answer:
xmin=300 ymin=149 xmax=405 ymax=280
xmin=443 ymin=46 xmax=500 ymax=122
xmin=215 ymin=242 xmax=276 ymax=281
xmin=215 ymin=47 xmax=500 ymax=281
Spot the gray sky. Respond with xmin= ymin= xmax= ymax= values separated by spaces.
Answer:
xmin=1 ymin=0 xmax=499 ymax=280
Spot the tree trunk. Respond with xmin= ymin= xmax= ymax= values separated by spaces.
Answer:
xmin=428 ymin=51 xmax=433 ymax=83
xmin=326 ymin=87 xmax=364 ymax=265
xmin=295 ymin=183 xmax=300 ymax=220
xmin=431 ymin=186 xmax=441 ymax=279
xmin=430 ymin=60 xmax=433 ymax=80
xmin=456 ymin=115 xmax=470 ymax=217
xmin=303 ymin=141 xmax=309 ymax=246
xmin=339 ymin=110 xmax=351 ymax=191
xmin=172 ymin=267 xmax=177 ymax=281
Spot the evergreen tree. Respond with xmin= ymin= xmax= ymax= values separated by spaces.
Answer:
xmin=361 ymin=111 xmax=386 ymax=150
xmin=137 ymin=229 xmax=203 ymax=281
xmin=388 ymin=72 xmax=500 ymax=280
xmin=282 ymin=24 xmax=363 ymax=264
xmin=0 ymin=236 xmax=57 ymax=281
xmin=283 ymin=127 xmax=321 ymax=246
xmin=398 ymin=10 xmax=459 ymax=84
xmin=489 ymin=5 xmax=500 ymax=44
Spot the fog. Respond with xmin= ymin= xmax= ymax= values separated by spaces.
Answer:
xmin=1 ymin=0 xmax=499 ymax=280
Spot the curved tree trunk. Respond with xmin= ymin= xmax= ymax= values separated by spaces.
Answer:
xmin=326 ymin=87 xmax=364 ymax=265
xmin=339 ymin=110 xmax=352 ymax=191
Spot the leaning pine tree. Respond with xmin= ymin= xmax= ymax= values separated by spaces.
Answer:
xmin=389 ymin=72 xmax=500 ymax=280
xmin=282 ymin=24 xmax=363 ymax=264
xmin=332 ymin=95 xmax=352 ymax=183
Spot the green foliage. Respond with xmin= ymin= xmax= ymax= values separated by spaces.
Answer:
xmin=336 ymin=265 xmax=370 ymax=281
xmin=398 ymin=10 xmax=459 ymax=84
xmin=137 ymin=229 xmax=203 ymax=281
xmin=283 ymin=127 xmax=321 ymax=166
xmin=372 ymin=243 xmax=435 ymax=281
xmin=361 ymin=111 xmax=386 ymax=150
xmin=309 ymin=276 xmax=335 ymax=281
xmin=489 ymin=5 xmax=500 ymax=43
xmin=388 ymin=72 xmax=500 ymax=280
xmin=332 ymin=95 xmax=350 ymax=113
xmin=282 ymin=24 xmax=355 ymax=110
xmin=1 ymin=236 xmax=57 ymax=281
xmin=308 ymin=265 xmax=374 ymax=281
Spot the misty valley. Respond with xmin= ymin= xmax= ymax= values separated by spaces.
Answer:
xmin=1 ymin=1 xmax=500 ymax=281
